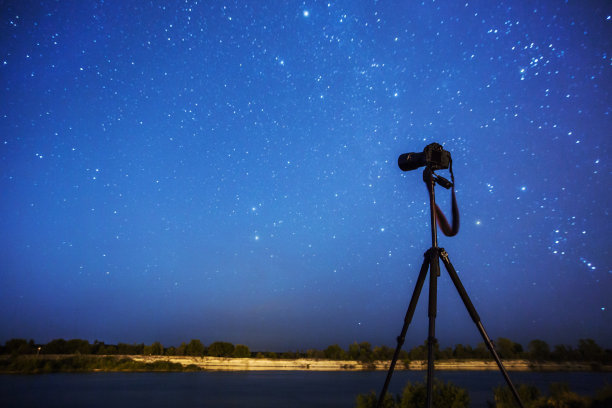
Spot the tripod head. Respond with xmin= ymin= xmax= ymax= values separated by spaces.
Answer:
xmin=423 ymin=167 xmax=453 ymax=190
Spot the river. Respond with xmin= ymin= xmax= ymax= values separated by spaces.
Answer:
xmin=1 ymin=370 xmax=611 ymax=407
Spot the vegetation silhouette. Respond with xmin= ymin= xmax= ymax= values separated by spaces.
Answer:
xmin=356 ymin=380 xmax=470 ymax=408
xmin=492 ymin=382 xmax=612 ymax=408
xmin=355 ymin=382 xmax=612 ymax=408
xmin=2 ymin=337 xmax=610 ymax=365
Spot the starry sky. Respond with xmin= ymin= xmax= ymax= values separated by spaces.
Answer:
xmin=1 ymin=1 xmax=610 ymax=352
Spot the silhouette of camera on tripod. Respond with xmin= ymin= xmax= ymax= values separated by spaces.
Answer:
xmin=376 ymin=143 xmax=525 ymax=408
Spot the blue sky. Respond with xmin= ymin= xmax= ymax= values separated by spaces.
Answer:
xmin=1 ymin=0 xmax=610 ymax=351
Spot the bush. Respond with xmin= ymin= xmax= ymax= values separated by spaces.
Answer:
xmin=400 ymin=380 xmax=469 ymax=408
xmin=355 ymin=380 xmax=469 ymax=408
xmin=493 ymin=383 xmax=540 ymax=408
xmin=356 ymin=391 xmax=396 ymax=408
xmin=592 ymin=384 xmax=612 ymax=408
xmin=492 ymin=383 xmax=595 ymax=408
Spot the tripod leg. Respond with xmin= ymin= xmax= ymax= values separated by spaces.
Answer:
xmin=376 ymin=250 xmax=430 ymax=408
xmin=439 ymin=249 xmax=525 ymax=408
xmin=426 ymin=248 xmax=441 ymax=408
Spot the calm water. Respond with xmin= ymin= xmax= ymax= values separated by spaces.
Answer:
xmin=1 ymin=371 xmax=611 ymax=408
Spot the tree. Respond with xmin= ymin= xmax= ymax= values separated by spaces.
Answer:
xmin=348 ymin=342 xmax=360 ymax=360
xmin=91 ymin=340 xmax=105 ymax=355
xmin=324 ymin=344 xmax=346 ymax=360
xmin=176 ymin=342 xmax=187 ymax=355
xmin=348 ymin=342 xmax=373 ymax=362
xmin=408 ymin=343 xmax=427 ymax=360
xmin=185 ymin=339 xmax=205 ymax=356
xmin=408 ymin=340 xmax=441 ymax=360
xmin=577 ymin=338 xmax=603 ymax=361
xmin=306 ymin=349 xmax=325 ymax=359
xmin=496 ymin=338 xmax=522 ymax=359
xmin=150 ymin=341 xmax=163 ymax=355
xmin=453 ymin=344 xmax=473 ymax=359
xmin=551 ymin=344 xmax=572 ymax=361
xmin=117 ymin=343 xmax=144 ymax=355
xmin=207 ymin=341 xmax=234 ymax=357
xmin=143 ymin=342 xmax=163 ymax=356
xmin=528 ymin=339 xmax=550 ymax=361
xmin=280 ymin=351 xmax=300 ymax=359
xmin=3 ymin=339 xmax=33 ymax=355
xmin=373 ymin=345 xmax=394 ymax=361
xmin=233 ymin=344 xmax=250 ymax=358
xmin=438 ymin=347 xmax=453 ymax=360
xmin=66 ymin=339 xmax=91 ymax=354
xmin=474 ymin=342 xmax=490 ymax=359
xmin=97 ymin=344 xmax=117 ymax=355
xmin=45 ymin=339 xmax=68 ymax=354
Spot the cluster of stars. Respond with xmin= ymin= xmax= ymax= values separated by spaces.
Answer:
xmin=0 ymin=0 xmax=609 ymax=350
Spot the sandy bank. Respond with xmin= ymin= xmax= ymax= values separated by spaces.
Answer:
xmin=129 ymin=356 xmax=611 ymax=372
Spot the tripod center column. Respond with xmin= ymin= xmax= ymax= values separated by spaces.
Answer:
xmin=424 ymin=167 xmax=438 ymax=249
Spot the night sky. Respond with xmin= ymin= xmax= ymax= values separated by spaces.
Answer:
xmin=1 ymin=1 xmax=610 ymax=352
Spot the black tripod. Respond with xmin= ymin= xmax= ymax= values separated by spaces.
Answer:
xmin=376 ymin=167 xmax=525 ymax=408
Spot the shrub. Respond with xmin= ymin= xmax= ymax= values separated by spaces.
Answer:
xmin=493 ymin=384 xmax=540 ymax=408
xmin=592 ymin=384 xmax=612 ymax=408
xmin=355 ymin=391 xmax=395 ymax=408
xmin=492 ymin=383 xmax=594 ymax=408
xmin=400 ymin=380 xmax=469 ymax=408
xmin=355 ymin=380 xmax=469 ymax=408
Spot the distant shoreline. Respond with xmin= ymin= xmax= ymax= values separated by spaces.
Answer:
xmin=2 ymin=354 xmax=609 ymax=373
xmin=130 ymin=355 xmax=611 ymax=372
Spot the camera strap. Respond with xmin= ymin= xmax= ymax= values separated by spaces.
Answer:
xmin=425 ymin=162 xmax=460 ymax=237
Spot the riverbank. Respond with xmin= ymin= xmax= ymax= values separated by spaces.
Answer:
xmin=131 ymin=355 xmax=611 ymax=372
xmin=2 ymin=354 xmax=608 ymax=373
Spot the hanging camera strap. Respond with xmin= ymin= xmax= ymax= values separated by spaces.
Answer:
xmin=425 ymin=159 xmax=460 ymax=237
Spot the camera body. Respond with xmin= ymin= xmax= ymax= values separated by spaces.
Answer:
xmin=398 ymin=143 xmax=451 ymax=172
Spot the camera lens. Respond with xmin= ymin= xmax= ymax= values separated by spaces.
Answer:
xmin=398 ymin=152 xmax=425 ymax=171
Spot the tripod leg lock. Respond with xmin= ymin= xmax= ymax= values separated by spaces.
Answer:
xmin=439 ymin=248 xmax=449 ymax=263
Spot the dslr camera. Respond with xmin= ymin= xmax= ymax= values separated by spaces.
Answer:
xmin=398 ymin=142 xmax=451 ymax=172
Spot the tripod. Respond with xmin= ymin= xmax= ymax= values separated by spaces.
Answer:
xmin=376 ymin=167 xmax=525 ymax=408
